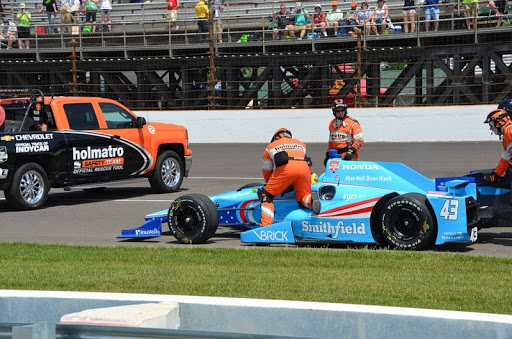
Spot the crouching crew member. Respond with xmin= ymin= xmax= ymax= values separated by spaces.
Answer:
xmin=325 ymin=98 xmax=364 ymax=166
xmin=260 ymin=128 xmax=321 ymax=226
xmin=483 ymin=108 xmax=512 ymax=185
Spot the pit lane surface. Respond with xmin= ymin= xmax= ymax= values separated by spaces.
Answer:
xmin=1 ymin=142 xmax=512 ymax=258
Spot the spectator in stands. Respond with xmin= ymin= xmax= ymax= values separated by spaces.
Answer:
xmin=16 ymin=3 xmax=31 ymax=49
xmin=84 ymin=0 xmax=98 ymax=32
xmin=38 ymin=0 xmax=58 ymax=33
xmin=285 ymin=2 xmax=310 ymax=40
xmin=326 ymin=1 xmax=343 ymax=36
xmin=71 ymin=0 xmax=82 ymax=24
xmin=357 ymin=1 xmax=378 ymax=35
xmin=402 ymin=0 xmax=415 ymax=33
xmin=424 ymin=0 xmax=439 ymax=32
xmin=1 ymin=17 xmax=16 ymax=48
xmin=195 ymin=0 xmax=208 ymax=43
xmin=167 ymin=0 xmax=178 ymax=30
xmin=312 ymin=4 xmax=327 ymax=38
xmin=212 ymin=0 xmax=225 ymax=44
xmin=373 ymin=0 xmax=389 ymax=33
xmin=489 ymin=0 xmax=505 ymax=27
xmin=463 ymin=0 xmax=478 ymax=29
xmin=60 ymin=0 xmax=75 ymax=33
xmin=272 ymin=4 xmax=291 ymax=40
xmin=100 ymin=0 xmax=112 ymax=32
xmin=341 ymin=1 xmax=360 ymax=35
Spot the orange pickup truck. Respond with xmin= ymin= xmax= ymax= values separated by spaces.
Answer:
xmin=0 ymin=90 xmax=192 ymax=210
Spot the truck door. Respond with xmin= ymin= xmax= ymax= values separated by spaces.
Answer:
xmin=96 ymin=102 xmax=153 ymax=176
xmin=62 ymin=102 xmax=121 ymax=184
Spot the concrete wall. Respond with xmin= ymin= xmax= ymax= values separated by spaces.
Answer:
xmin=2 ymin=290 xmax=512 ymax=338
xmin=137 ymin=105 xmax=498 ymax=143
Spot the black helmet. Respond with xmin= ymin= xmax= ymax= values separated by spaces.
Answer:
xmin=271 ymin=128 xmax=292 ymax=142
xmin=497 ymin=98 xmax=512 ymax=114
xmin=332 ymin=99 xmax=348 ymax=119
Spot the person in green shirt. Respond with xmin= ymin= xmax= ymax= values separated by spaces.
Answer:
xmin=16 ymin=3 xmax=31 ymax=49
xmin=326 ymin=1 xmax=344 ymax=36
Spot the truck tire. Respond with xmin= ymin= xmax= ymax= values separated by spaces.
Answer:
xmin=6 ymin=163 xmax=50 ymax=210
xmin=167 ymin=193 xmax=218 ymax=244
xmin=379 ymin=193 xmax=437 ymax=250
xmin=149 ymin=150 xmax=184 ymax=193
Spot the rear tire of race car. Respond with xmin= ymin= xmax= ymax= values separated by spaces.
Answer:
xmin=149 ymin=150 xmax=184 ymax=193
xmin=379 ymin=193 xmax=437 ymax=250
xmin=168 ymin=193 xmax=218 ymax=244
xmin=6 ymin=163 xmax=50 ymax=210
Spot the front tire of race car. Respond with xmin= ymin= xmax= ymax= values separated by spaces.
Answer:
xmin=168 ymin=194 xmax=218 ymax=244
xmin=6 ymin=163 xmax=50 ymax=210
xmin=379 ymin=193 xmax=437 ymax=250
xmin=149 ymin=150 xmax=184 ymax=193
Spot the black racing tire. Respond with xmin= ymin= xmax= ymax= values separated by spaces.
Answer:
xmin=6 ymin=163 xmax=50 ymax=210
xmin=379 ymin=193 xmax=437 ymax=250
xmin=167 ymin=193 xmax=218 ymax=244
xmin=237 ymin=183 xmax=264 ymax=191
xmin=149 ymin=150 xmax=184 ymax=193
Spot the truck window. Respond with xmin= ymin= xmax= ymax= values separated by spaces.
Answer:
xmin=0 ymin=101 xmax=56 ymax=132
xmin=64 ymin=103 xmax=99 ymax=130
xmin=99 ymin=102 xmax=137 ymax=129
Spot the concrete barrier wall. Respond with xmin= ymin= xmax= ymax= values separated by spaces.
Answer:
xmin=137 ymin=105 xmax=498 ymax=143
xmin=2 ymin=290 xmax=512 ymax=338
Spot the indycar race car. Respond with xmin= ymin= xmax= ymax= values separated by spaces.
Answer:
xmin=118 ymin=152 xmax=512 ymax=250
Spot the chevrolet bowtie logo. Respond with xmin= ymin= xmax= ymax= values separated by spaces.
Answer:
xmin=1 ymin=136 xmax=14 ymax=142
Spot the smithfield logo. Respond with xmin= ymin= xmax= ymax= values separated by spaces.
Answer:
xmin=254 ymin=230 xmax=289 ymax=242
xmin=302 ymin=220 xmax=367 ymax=237
xmin=342 ymin=164 xmax=379 ymax=170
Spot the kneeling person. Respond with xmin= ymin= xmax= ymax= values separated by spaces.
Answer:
xmin=260 ymin=128 xmax=321 ymax=227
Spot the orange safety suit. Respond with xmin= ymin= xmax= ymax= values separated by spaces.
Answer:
xmin=261 ymin=137 xmax=315 ymax=226
xmin=494 ymin=120 xmax=512 ymax=177
xmin=327 ymin=116 xmax=364 ymax=160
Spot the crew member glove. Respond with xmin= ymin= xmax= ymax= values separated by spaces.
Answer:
xmin=336 ymin=146 xmax=348 ymax=154
xmin=343 ymin=147 xmax=356 ymax=161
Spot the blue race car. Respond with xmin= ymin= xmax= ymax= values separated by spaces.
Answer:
xmin=119 ymin=155 xmax=488 ymax=250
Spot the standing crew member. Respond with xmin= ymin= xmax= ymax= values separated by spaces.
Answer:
xmin=260 ymin=128 xmax=321 ymax=226
xmin=483 ymin=109 xmax=512 ymax=185
xmin=325 ymin=98 xmax=364 ymax=165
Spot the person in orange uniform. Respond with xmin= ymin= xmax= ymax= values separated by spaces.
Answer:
xmin=325 ymin=98 xmax=364 ymax=165
xmin=483 ymin=109 xmax=512 ymax=185
xmin=260 ymin=128 xmax=321 ymax=226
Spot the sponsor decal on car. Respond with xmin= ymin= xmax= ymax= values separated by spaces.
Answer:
xmin=148 ymin=125 xmax=155 ymax=134
xmin=0 ymin=146 xmax=7 ymax=163
xmin=301 ymin=220 xmax=367 ymax=237
xmin=72 ymin=146 xmax=125 ymax=173
xmin=253 ymin=230 xmax=290 ymax=242
xmin=1 ymin=135 xmax=15 ymax=142
xmin=0 ymin=168 xmax=8 ymax=179
xmin=344 ymin=175 xmax=392 ymax=182
xmin=342 ymin=164 xmax=379 ymax=170
xmin=14 ymin=134 xmax=54 ymax=141
xmin=135 ymin=228 xmax=161 ymax=236
xmin=15 ymin=142 xmax=50 ymax=153
xmin=329 ymin=160 xmax=339 ymax=171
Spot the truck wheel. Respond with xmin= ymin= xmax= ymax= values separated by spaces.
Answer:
xmin=379 ymin=193 xmax=437 ymax=250
xmin=149 ymin=151 xmax=184 ymax=193
xmin=167 ymin=194 xmax=218 ymax=244
xmin=7 ymin=163 xmax=49 ymax=210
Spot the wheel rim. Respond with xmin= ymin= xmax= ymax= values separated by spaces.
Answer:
xmin=19 ymin=170 xmax=45 ymax=205
xmin=173 ymin=204 xmax=202 ymax=237
xmin=389 ymin=210 xmax=420 ymax=241
xmin=161 ymin=158 xmax=180 ymax=188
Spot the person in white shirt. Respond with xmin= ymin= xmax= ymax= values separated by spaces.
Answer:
xmin=0 ymin=17 xmax=16 ymax=49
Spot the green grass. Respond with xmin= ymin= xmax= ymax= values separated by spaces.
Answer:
xmin=1 ymin=243 xmax=511 ymax=315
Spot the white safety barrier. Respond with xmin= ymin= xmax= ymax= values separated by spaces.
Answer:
xmin=138 ymin=105 xmax=498 ymax=143
xmin=2 ymin=290 xmax=512 ymax=338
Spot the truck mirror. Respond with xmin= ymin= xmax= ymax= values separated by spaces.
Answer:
xmin=136 ymin=116 xmax=146 ymax=128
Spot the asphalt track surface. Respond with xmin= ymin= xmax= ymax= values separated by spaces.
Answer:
xmin=1 ymin=142 xmax=512 ymax=258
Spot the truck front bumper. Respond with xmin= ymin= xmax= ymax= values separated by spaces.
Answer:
xmin=184 ymin=155 xmax=192 ymax=177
